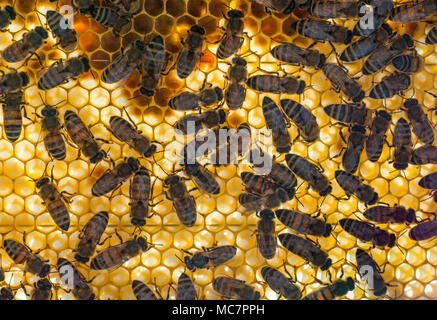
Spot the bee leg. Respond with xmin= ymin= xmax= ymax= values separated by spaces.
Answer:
xmin=60 ymin=191 xmax=74 ymax=203
xmin=21 ymin=283 xmax=30 ymax=297
xmin=187 ymin=187 xmax=198 ymax=193
xmin=115 ymin=230 xmax=124 ymax=244
xmin=331 ymin=147 xmax=346 ymax=159
xmin=98 ymin=235 xmax=111 ymax=246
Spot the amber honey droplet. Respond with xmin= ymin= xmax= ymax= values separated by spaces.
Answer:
xmin=73 ymin=14 xmax=90 ymax=34
xmin=188 ymin=0 xmax=208 ymax=17
xmin=199 ymin=51 xmax=216 ymax=73
xmin=261 ymin=16 xmax=279 ymax=37
xmin=79 ymin=31 xmax=100 ymax=53
xmin=102 ymin=32 xmax=121 ymax=53
xmin=90 ymin=51 xmax=110 ymax=70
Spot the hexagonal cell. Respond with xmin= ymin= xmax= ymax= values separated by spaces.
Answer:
xmin=145 ymin=0 xmax=164 ymax=16
xmin=133 ymin=14 xmax=153 ymax=35
xmin=155 ymin=15 xmax=175 ymax=36
xmin=79 ymin=31 xmax=100 ymax=53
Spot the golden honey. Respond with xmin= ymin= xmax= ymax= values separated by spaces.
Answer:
xmin=0 ymin=0 xmax=435 ymax=300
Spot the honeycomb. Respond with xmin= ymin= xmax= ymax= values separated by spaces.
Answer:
xmin=0 ymin=0 xmax=435 ymax=300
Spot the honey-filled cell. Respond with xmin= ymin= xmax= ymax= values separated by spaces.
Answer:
xmin=0 ymin=0 xmax=435 ymax=301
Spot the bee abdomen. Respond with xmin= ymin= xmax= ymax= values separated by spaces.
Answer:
xmin=132 ymin=280 xmax=158 ymax=300
xmin=3 ymin=110 xmax=22 ymax=142
xmin=426 ymin=26 xmax=437 ymax=44
xmin=47 ymin=200 xmax=70 ymax=231
xmin=4 ymin=240 xmax=27 ymax=263
xmin=44 ymin=132 xmax=66 ymax=160
xmin=38 ymin=71 xmax=64 ymax=90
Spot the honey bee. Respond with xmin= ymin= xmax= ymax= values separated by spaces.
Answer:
xmin=36 ymin=175 xmax=71 ymax=231
xmin=426 ymin=26 xmax=437 ymax=44
xmin=46 ymin=10 xmax=78 ymax=52
xmin=324 ymin=103 xmax=372 ymax=127
xmin=130 ymin=167 xmax=152 ymax=227
xmin=38 ymin=104 xmax=66 ymax=160
xmin=2 ymin=26 xmax=48 ymax=63
xmin=339 ymin=218 xmax=395 ymax=248
xmin=403 ymin=98 xmax=434 ymax=144
xmin=239 ymin=190 xmax=291 ymax=212
xmin=322 ymin=63 xmax=365 ymax=103
xmin=213 ymin=276 xmax=260 ymax=300
xmin=64 ymin=110 xmax=107 ymax=164
xmin=132 ymin=280 xmax=160 ymax=300
xmin=1 ymin=90 xmax=26 ymax=142
xmin=275 ymin=209 xmax=332 ymax=237
xmin=256 ymin=209 xmax=277 ymax=259
xmin=390 ymin=0 xmax=437 ymax=23
xmin=392 ymin=52 xmax=423 ymax=74
xmin=57 ymin=258 xmax=95 ymax=300
xmin=0 ymin=70 xmax=29 ymax=96
xmin=210 ymin=123 xmax=251 ymax=165
xmin=370 ymin=72 xmax=411 ymax=99
xmin=30 ymin=278 xmax=52 ymax=300
xmin=335 ymin=170 xmax=379 ymax=206
xmin=70 ymin=0 xmax=95 ymax=13
xmin=247 ymin=75 xmax=306 ymax=95
xmin=225 ymin=57 xmax=247 ymax=110
xmin=238 ymin=192 xmax=264 ymax=212
xmin=139 ymin=35 xmax=166 ymax=97
xmin=92 ymin=157 xmax=139 ymax=197
xmin=90 ymin=6 xmax=132 ymax=36
xmin=251 ymin=0 xmax=295 ymax=13
xmin=183 ymin=161 xmax=221 ymax=195
xmin=363 ymin=205 xmax=416 ymax=224
xmin=109 ymin=115 xmax=157 ymax=157
xmin=309 ymin=0 xmax=361 ymax=18
xmin=341 ymin=125 xmax=366 ymax=174
xmin=262 ymin=96 xmax=292 ymax=153
xmin=411 ymin=145 xmax=437 ymax=164
xmin=340 ymin=24 xmax=393 ymax=62
xmin=217 ymin=10 xmax=244 ymax=59
xmin=107 ymin=0 xmax=143 ymax=14
xmin=393 ymin=117 xmax=412 ymax=170
xmin=168 ymin=86 xmax=224 ymax=111
xmin=38 ymin=57 xmax=90 ymax=90
xmin=291 ymin=19 xmax=353 ymax=44
xmin=241 ymin=171 xmax=279 ymax=195
xmin=0 ymin=6 xmax=15 ymax=32
xmin=355 ymin=248 xmax=388 ymax=296
xmin=366 ymin=110 xmax=391 ymax=162
xmin=176 ymin=272 xmax=198 ymax=300
xmin=285 ymin=153 xmax=332 ymax=196
xmin=3 ymin=238 xmax=50 ymax=277
xmin=175 ymin=109 xmax=226 ymax=135
xmin=278 ymin=233 xmax=332 ymax=270
xmin=90 ymin=234 xmax=148 ymax=270
xmin=363 ymin=34 xmax=414 ymax=75
xmin=183 ymin=245 xmax=237 ymax=271
xmin=176 ymin=25 xmax=205 ymax=79
xmin=102 ymin=40 xmax=144 ymax=84
xmin=164 ymin=174 xmax=197 ymax=227
xmin=75 ymin=211 xmax=109 ymax=263
xmin=280 ymin=99 xmax=320 ymax=143
xmin=261 ymin=266 xmax=302 ymax=300
xmin=271 ymin=43 xmax=326 ymax=69
xmin=0 ymin=287 xmax=15 ymax=300
xmin=409 ymin=219 xmax=437 ymax=241
xmin=302 ymin=277 xmax=355 ymax=300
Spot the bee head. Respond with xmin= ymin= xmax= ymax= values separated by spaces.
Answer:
xmin=259 ymin=209 xmax=274 ymax=220
xmin=164 ymin=175 xmax=180 ymax=186
xmin=35 ymin=26 xmax=48 ymax=39
xmin=74 ymin=253 xmax=89 ymax=263
xmin=137 ymin=237 xmax=148 ymax=251
xmin=214 ymin=87 xmax=223 ymax=101
xmin=37 ymin=278 xmax=52 ymax=290
xmin=90 ymin=151 xmax=105 ymax=163
xmin=184 ymin=162 xmax=200 ymax=176
xmin=317 ymin=53 xmax=326 ymax=69
xmin=39 ymin=264 xmax=50 ymax=278
xmin=127 ymin=157 xmax=140 ymax=172
xmin=140 ymin=87 xmax=155 ymax=96
xmin=36 ymin=177 xmax=50 ymax=188
xmin=367 ymin=192 xmax=378 ymax=206
xmin=80 ymin=56 xmax=90 ymax=72
xmin=324 ymin=224 xmax=332 ymax=237
xmin=378 ymin=110 xmax=391 ymax=121
xmin=228 ymin=9 xmax=244 ymax=18
xmin=297 ymin=80 xmax=305 ymax=94
xmin=406 ymin=208 xmax=417 ymax=224
xmin=344 ymin=30 xmax=353 ymax=45
xmin=42 ymin=106 xmax=57 ymax=117
xmin=20 ymin=72 xmax=29 ymax=87
xmin=388 ymin=234 xmax=396 ymax=248
xmin=374 ymin=286 xmax=387 ymax=297
xmin=320 ymin=258 xmax=332 ymax=271
xmin=232 ymin=56 xmax=247 ymax=66
xmin=5 ymin=6 xmax=15 ymax=20
xmin=218 ymin=109 xmax=226 ymax=124
xmin=0 ymin=288 xmax=13 ymax=300
xmin=346 ymin=277 xmax=355 ymax=291
xmin=134 ymin=40 xmax=146 ymax=51
xmin=184 ymin=256 xmax=195 ymax=270
xmin=403 ymin=34 xmax=414 ymax=48
xmin=404 ymin=98 xmax=418 ymax=109
xmin=191 ymin=25 xmax=205 ymax=35
xmin=144 ymin=144 xmax=157 ymax=157
xmin=353 ymin=90 xmax=365 ymax=103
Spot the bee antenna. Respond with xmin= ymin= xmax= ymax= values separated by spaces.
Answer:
xmin=200 ymin=18 xmax=216 ymax=28
xmin=153 ymin=154 xmax=169 ymax=176
xmin=175 ymin=254 xmax=185 ymax=265
xmin=425 ymin=90 xmax=437 ymax=98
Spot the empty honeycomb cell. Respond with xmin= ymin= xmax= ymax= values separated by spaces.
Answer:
xmin=396 ymin=263 xmax=415 ymax=283
xmin=404 ymin=280 xmax=424 ymax=299
xmin=100 ymin=284 xmax=119 ymax=300
xmin=109 ymin=268 xmax=130 ymax=287
xmin=14 ymin=176 xmax=34 ymax=197
xmin=390 ymin=177 xmax=409 ymax=198
xmin=0 ymin=140 xmax=13 ymax=160
xmin=370 ymin=178 xmax=389 ymax=198
xmin=152 ymin=266 xmax=171 ymax=286
xmin=4 ymin=194 xmax=24 ymax=215
xmin=0 ymin=176 xmax=13 ymax=196
xmin=36 ymin=213 xmax=57 ymax=233
xmin=415 ymin=264 xmax=435 ymax=284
